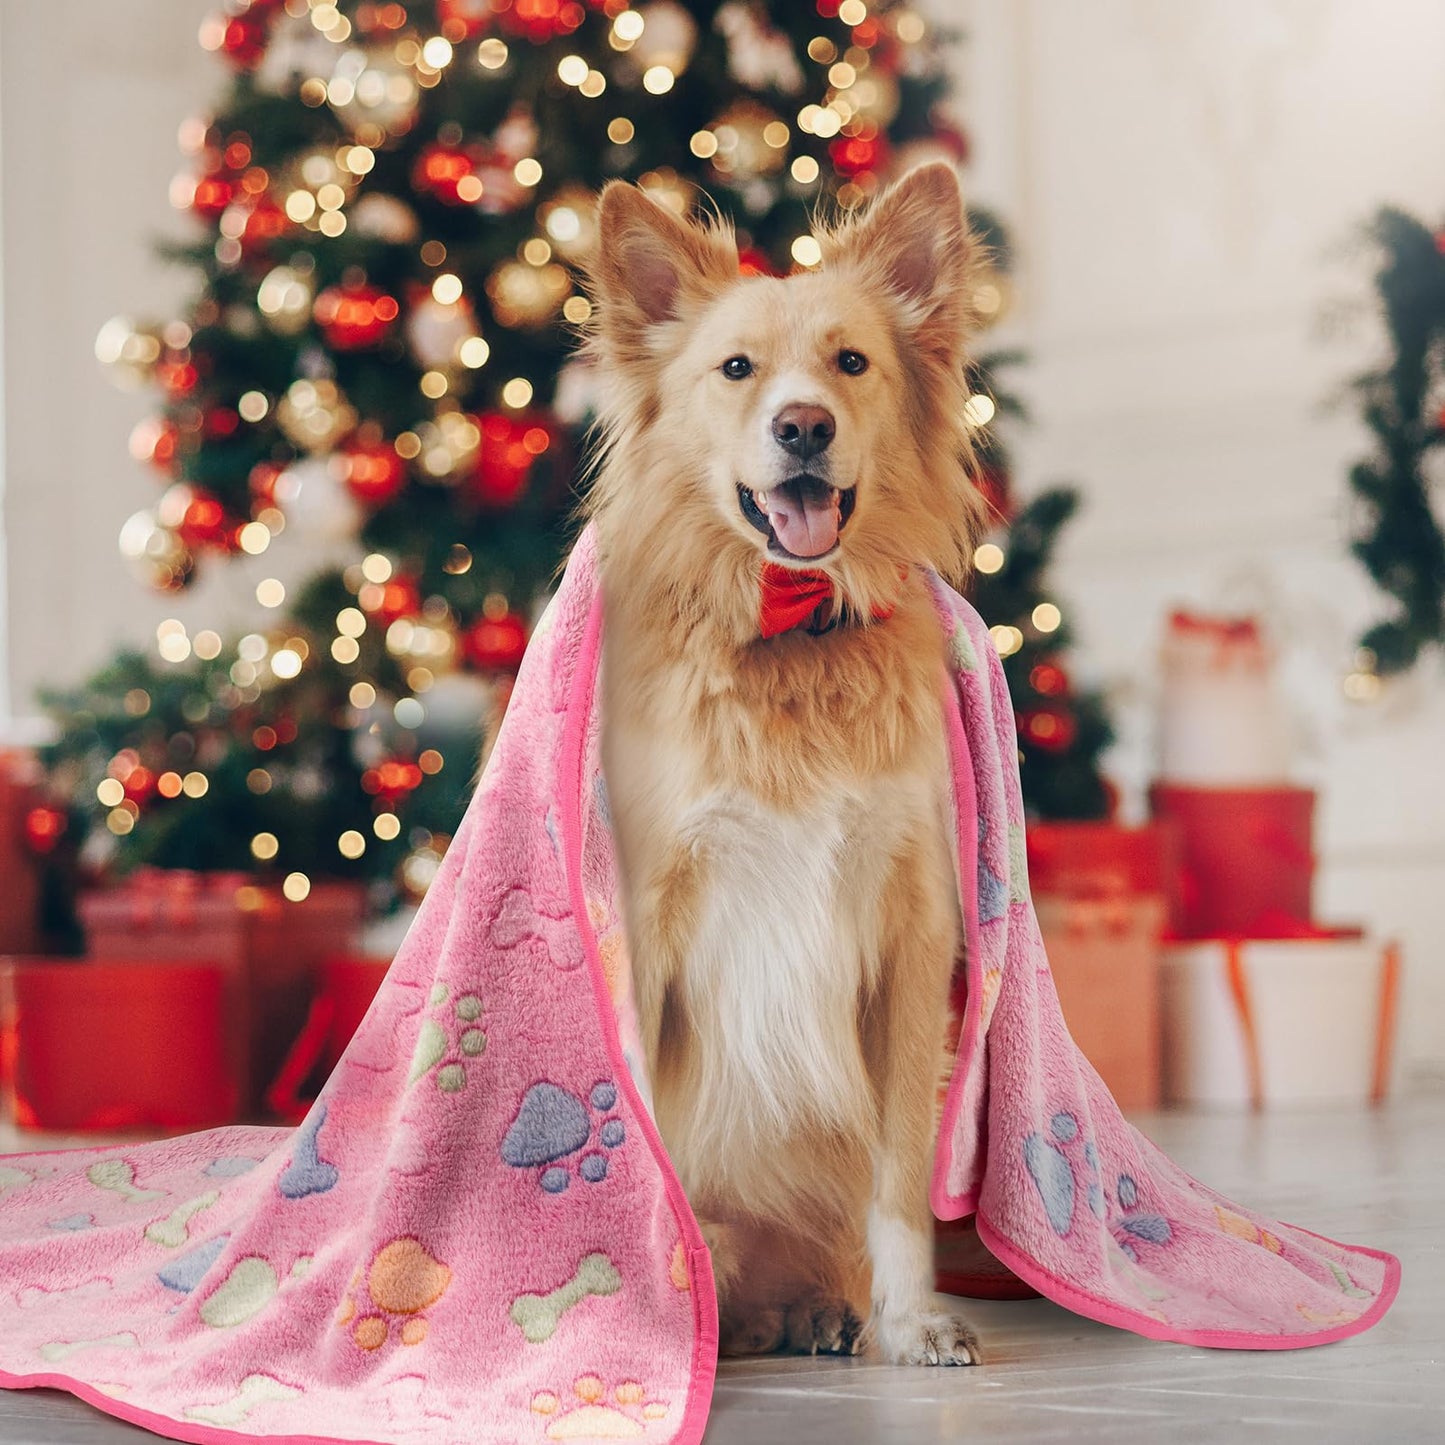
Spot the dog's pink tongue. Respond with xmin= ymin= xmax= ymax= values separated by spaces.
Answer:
xmin=761 ymin=486 xmax=840 ymax=558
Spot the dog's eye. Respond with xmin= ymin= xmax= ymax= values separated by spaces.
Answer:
xmin=838 ymin=349 xmax=869 ymax=376
xmin=721 ymin=356 xmax=754 ymax=380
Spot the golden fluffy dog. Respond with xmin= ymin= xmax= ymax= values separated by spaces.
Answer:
xmin=583 ymin=163 xmax=986 ymax=1365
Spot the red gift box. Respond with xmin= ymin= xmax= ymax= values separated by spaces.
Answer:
xmin=79 ymin=871 xmax=366 ymax=1116
xmin=1027 ymin=820 xmax=1172 ymax=899
xmin=1 ymin=958 xmax=238 ymax=1131
xmin=1149 ymin=784 xmax=1314 ymax=939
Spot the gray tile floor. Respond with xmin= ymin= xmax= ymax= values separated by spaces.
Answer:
xmin=0 ymin=1095 xmax=1437 ymax=1444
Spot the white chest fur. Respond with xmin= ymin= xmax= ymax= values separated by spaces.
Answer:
xmin=656 ymin=766 xmax=951 ymax=1177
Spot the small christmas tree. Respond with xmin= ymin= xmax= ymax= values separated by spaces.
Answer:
xmin=1342 ymin=207 xmax=1445 ymax=686
xmin=32 ymin=0 xmax=1112 ymax=916
xmin=966 ymin=473 xmax=1114 ymax=821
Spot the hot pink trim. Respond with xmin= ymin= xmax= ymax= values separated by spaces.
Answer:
xmin=557 ymin=586 xmax=719 ymax=1445
xmin=930 ymin=672 xmax=984 ymax=1222
xmin=0 ymin=1367 xmax=378 ymax=1445
xmin=974 ymin=1212 xmax=1402 ymax=1351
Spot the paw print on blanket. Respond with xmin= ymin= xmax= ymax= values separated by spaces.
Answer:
xmin=407 ymin=983 xmax=487 ymax=1094
xmin=491 ymin=882 xmax=584 ymax=972
xmin=1023 ymin=1112 xmax=1173 ymax=1259
xmin=977 ymin=817 xmax=1030 ymax=926
xmin=1214 ymin=1205 xmax=1282 ymax=1255
xmin=530 ymin=1375 xmax=669 ymax=1439
xmin=337 ymin=1237 xmax=453 ymax=1351
xmin=501 ymin=1081 xmax=626 ymax=1193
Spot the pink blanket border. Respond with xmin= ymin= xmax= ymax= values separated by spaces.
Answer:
xmin=975 ymin=1214 xmax=1402 ymax=1350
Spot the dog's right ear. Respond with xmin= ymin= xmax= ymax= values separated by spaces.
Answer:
xmin=585 ymin=183 xmax=738 ymax=358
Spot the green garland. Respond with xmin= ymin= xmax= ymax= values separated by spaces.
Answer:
xmin=1347 ymin=207 xmax=1445 ymax=674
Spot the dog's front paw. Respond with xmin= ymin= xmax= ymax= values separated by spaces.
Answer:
xmin=783 ymin=1293 xmax=864 ymax=1356
xmin=874 ymin=1310 xmax=981 ymax=1366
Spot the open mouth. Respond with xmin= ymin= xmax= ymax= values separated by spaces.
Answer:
xmin=737 ymin=476 xmax=856 ymax=561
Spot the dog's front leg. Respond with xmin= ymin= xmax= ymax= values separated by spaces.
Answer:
xmin=865 ymin=852 xmax=981 ymax=1366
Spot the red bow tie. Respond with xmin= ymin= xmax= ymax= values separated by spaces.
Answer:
xmin=758 ymin=562 xmax=896 ymax=639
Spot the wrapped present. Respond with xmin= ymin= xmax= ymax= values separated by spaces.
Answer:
xmin=78 ymin=871 xmax=366 ymax=1116
xmin=0 ymin=958 xmax=238 ymax=1131
xmin=0 ymin=748 xmax=43 ymax=954
xmin=1036 ymin=893 xmax=1168 ymax=1110
xmin=1150 ymin=783 xmax=1315 ymax=938
xmin=79 ymin=869 xmax=253 ymax=1107
xmin=1158 ymin=611 xmax=1291 ymax=786
xmin=1161 ymin=935 xmax=1398 ymax=1108
xmin=1027 ymin=819 xmax=1172 ymax=899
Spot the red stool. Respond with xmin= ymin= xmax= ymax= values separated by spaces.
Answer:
xmin=266 ymin=955 xmax=391 ymax=1121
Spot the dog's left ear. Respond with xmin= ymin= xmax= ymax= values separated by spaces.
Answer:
xmin=586 ymin=182 xmax=739 ymax=364
xmin=826 ymin=163 xmax=977 ymax=366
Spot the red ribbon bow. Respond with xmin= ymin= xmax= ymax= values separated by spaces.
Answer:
xmin=758 ymin=562 xmax=897 ymax=639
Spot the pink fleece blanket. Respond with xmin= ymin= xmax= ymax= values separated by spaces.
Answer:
xmin=0 ymin=528 xmax=1399 ymax=1444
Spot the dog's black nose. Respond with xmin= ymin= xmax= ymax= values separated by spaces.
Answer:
xmin=772 ymin=404 xmax=835 ymax=460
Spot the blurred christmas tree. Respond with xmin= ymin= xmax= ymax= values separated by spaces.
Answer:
xmin=967 ymin=482 xmax=1115 ymax=820
xmin=1339 ymin=207 xmax=1445 ymax=686
xmin=31 ymin=0 xmax=1111 ymax=914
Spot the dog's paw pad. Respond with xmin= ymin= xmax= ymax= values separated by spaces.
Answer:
xmin=878 ymin=1311 xmax=981 ymax=1367
xmin=784 ymin=1296 xmax=864 ymax=1356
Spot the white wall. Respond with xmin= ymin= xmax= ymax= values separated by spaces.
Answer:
xmin=952 ymin=0 xmax=1445 ymax=1079
xmin=1 ymin=0 xmax=227 ymax=721
xmin=2 ymin=2 xmax=1443 ymax=1075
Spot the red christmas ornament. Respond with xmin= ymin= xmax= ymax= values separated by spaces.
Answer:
xmin=340 ymin=439 xmax=408 ymax=507
xmin=363 ymin=756 xmax=426 ymax=800
xmin=249 ymin=459 xmax=285 ymax=509
xmin=926 ymin=115 xmax=971 ymax=166
xmin=497 ymin=0 xmax=585 ymax=42
xmin=975 ymin=466 xmax=1011 ymax=521
xmin=737 ymin=247 xmax=777 ymax=277
xmin=122 ymin=766 xmax=159 ymax=806
xmin=829 ymin=132 xmax=889 ymax=179
xmin=437 ymin=0 xmax=492 ymax=39
xmin=190 ymin=173 xmax=236 ymax=220
xmin=213 ymin=14 xmax=270 ymax=69
xmin=364 ymin=574 xmax=423 ymax=625
xmin=156 ymin=353 xmax=200 ymax=399
xmin=132 ymin=416 xmax=182 ymax=473
xmin=463 ymin=611 xmax=529 ymax=672
xmin=23 ymin=806 xmax=66 ymax=855
xmin=176 ymin=490 xmax=231 ymax=548
xmin=412 ymin=143 xmax=478 ymax=206
xmin=203 ymin=405 xmax=241 ymax=440
xmin=474 ymin=411 xmax=550 ymax=506
xmin=313 ymin=282 xmax=400 ymax=350
xmin=1029 ymin=661 xmax=1070 ymax=698
xmin=850 ymin=16 xmax=882 ymax=47
xmin=1019 ymin=706 xmax=1078 ymax=754
xmin=239 ymin=195 xmax=288 ymax=256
